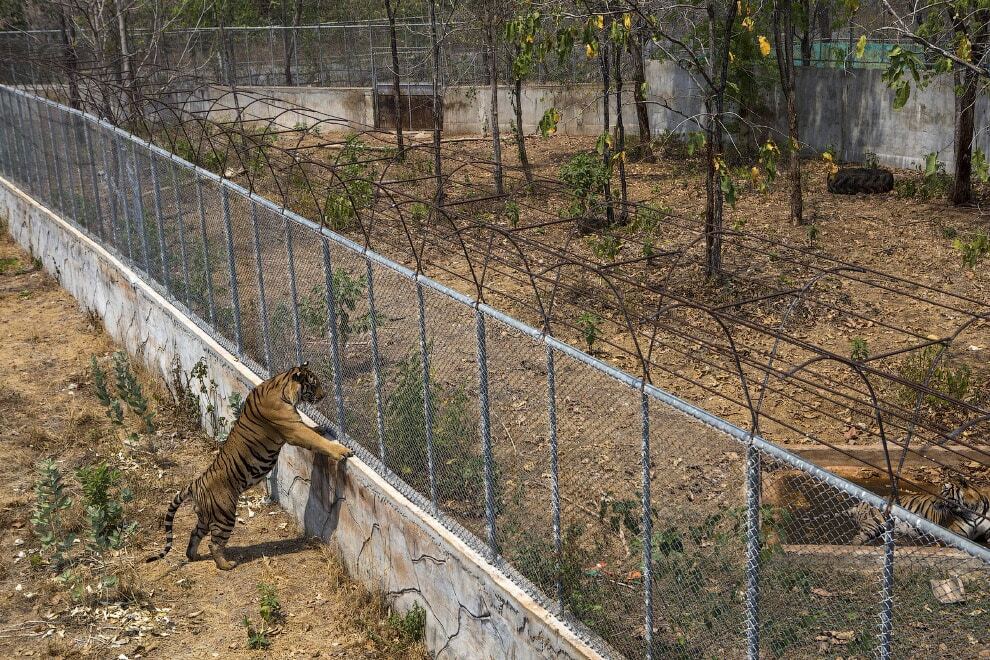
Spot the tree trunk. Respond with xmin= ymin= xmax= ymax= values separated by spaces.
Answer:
xmin=631 ymin=18 xmax=651 ymax=159
xmin=773 ymin=0 xmax=804 ymax=224
xmin=598 ymin=39 xmax=614 ymax=227
xmin=511 ymin=65 xmax=534 ymax=189
xmin=613 ymin=44 xmax=629 ymax=225
xmin=484 ymin=9 xmax=504 ymax=195
xmin=284 ymin=0 xmax=302 ymax=86
xmin=58 ymin=5 xmax=80 ymax=110
xmin=114 ymin=0 xmax=135 ymax=119
xmin=951 ymin=68 xmax=976 ymax=205
xmin=428 ymin=0 xmax=444 ymax=209
xmin=384 ymin=0 xmax=404 ymax=158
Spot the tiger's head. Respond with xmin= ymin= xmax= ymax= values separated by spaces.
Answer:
xmin=289 ymin=362 xmax=326 ymax=405
xmin=945 ymin=478 xmax=989 ymax=513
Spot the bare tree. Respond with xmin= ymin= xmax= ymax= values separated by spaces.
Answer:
xmin=773 ymin=0 xmax=804 ymax=224
xmin=383 ymin=0 xmax=405 ymax=158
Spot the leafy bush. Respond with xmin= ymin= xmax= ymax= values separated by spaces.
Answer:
xmin=560 ymin=152 xmax=610 ymax=222
xmin=387 ymin=603 xmax=426 ymax=644
xmin=112 ymin=352 xmax=155 ymax=432
xmin=31 ymin=459 xmax=75 ymax=568
xmin=898 ymin=345 xmax=972 ymax=409
xmin=76 ymin=462 xmax=136 ymax=551
xmin=383 ymin=351 xmax=492 ymax=513
xmin=297 ymin=268 xmax=374 ymax=349
xmin=577 ymin=312 xmax=602 ymax=352
xmin=954 ymin=232 xmax=990 ymax=268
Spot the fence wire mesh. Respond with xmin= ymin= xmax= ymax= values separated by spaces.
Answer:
xmin=0 ymin=86 xmax=987 ymax=660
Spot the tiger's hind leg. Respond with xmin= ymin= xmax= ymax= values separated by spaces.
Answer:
xmin=208 ymin=521 xmax=238 ymax=570
xmin=186 ymin=519 xmax=208 ymax=561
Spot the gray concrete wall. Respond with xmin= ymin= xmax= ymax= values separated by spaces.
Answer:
xmin=189 ymin=62 xmax=984 ymax=169
xmin=0 ymin=176 xmax=606 ymax=660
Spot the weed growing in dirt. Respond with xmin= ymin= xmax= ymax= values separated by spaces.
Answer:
xmin=895 ymin=152 xmax=952 ymax=200
xmin=322 ymin=137 xmax=376 ymax=231
xmin=587 ymin=232 xmax=622 ymax=262
xmin=409 ymin=202 xmax=428 ymax=225
xmin=560 ymin=152 xmax=610 ymax=227
xmin=243 ymin=582 xmax=283 ymax=650
xmin=504 ymin=199 xmax=521 ymax=228
xmin=387 ymin=603 xmax=426 ymax=644
xmin=382 ymin=350 xmax=492 ymax=513
xmin=76 ymin=462 xmax=136 ymax=551
xmin=850 ymin=337 xmax=870 ymax=362
xmin=897 ymin=345 xmax=972 ymax=409
xmin=0 ymin=256 xmax=19 ymax=274
xmin=577 ymin=312 xmax=602 ymax=353
xmin=111 ymin=352 xmax=156 ymax=432
xmin=954 ymin=231 xmax=990 ymax=268
xmin=31 ymin=459 xmax=75 ymax=569
xmin=297 ymin=268 xmax=375 ymax=348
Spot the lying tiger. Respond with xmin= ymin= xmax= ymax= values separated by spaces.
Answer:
xmin=851 ymin=478 xmax=989 ymax=545
xmin=147 ymin=363 xmax=352 ymax=570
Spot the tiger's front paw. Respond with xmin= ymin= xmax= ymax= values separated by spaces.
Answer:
xmin=325 ymin=441 xmax=354 ymax=462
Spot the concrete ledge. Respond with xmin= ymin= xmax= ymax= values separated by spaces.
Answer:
xmin=0 ymin=177 xmax=606 ymax=660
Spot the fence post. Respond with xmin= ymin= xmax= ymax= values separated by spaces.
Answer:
xmin=249 ymin=203 xmax=272 ymax=373
xmin=82 ymin=120 xmax=105 ymax=240
xmin=285 ymin=221 xmax=304 ymax=365
xmin=640 ymin=389 xmax=655 ymax=659
xmin=195 ymin=174 xmax=217 ymax=325
xmin=745 ymin=444 xmax=762 ymax=660
xmin=7 ymin=91 xmax=27 ymax=190
xmin=150 ymin=155 xmax=171 ymax=293
xmin=59 ymin=110 xmax=80 ymax=223
xmin=128 ymin=142 xmax=151 ymax=273
xmin=416 ymin=280 xmax=438 ymax=510
xmin=220 ymin=185 xmax=243 ymax=356
xmin=878 ymin=514 xmax=895 ymax=659
xmin=171 ymin=163 xmax=192 ymax=309
xmin=545 ymin=343 xmax=564 ymax=611
xmin=19 ymin=94 xmax=42 ymax=196
xmin=100 ymin=130 xmax=121 ymax=249
xmin=365 ymin=258 xmax=387 ymax=461
xmin=32 ymin=99 xmax=53 ymax=201
xmin=43 ymin=103 xmax=67 ymax=213
xmin=321 ymin=238 xmax=347 ymax=434
xmin=66 ymin=114 xmax=85 ymax=227
xmin=475 ymin=306 xmax=498 ymax=555
xmin=114 ymin=136 xmax=135 ymax=260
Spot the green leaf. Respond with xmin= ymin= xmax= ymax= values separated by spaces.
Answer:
xmin=855 ymin=35 xmax=867 ymax=59
xmin=892 ymin=82 xmax=910 ymax=110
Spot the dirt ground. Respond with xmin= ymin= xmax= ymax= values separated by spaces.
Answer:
xmin=0 ymin=229 xmax=427 ymax=659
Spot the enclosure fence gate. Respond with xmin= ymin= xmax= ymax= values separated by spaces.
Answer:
xmin=0 ymin=85 xmax=988 ymax=659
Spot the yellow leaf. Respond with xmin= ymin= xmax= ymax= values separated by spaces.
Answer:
xmin=758 ymin=36 xmax=771 ymax=57
xmin=729 ymin=51 xmax=735 ymax=63
xmin=750 ymin=166 xmax=760 ymax=183
xmin=958 ymin=35 xmax=972 ymax=62
xmin=789 ymin=137 xmax=799 ymax=152
xmin=586 ymin=43 xmax=596 ymax=58
xmin=525 ymin=34 xmax=534 ymax=44
xmin=595 ymin=14 xmax=604 ymax=29
xmin=822 ymin=152 xmax=833 ymax=162
xmin=855 ymin=35 xmax=867 ymax=59
xmin=742 ymin=16 xmax=754 ymax=32
xmin=623 ymin=13 xmax=631 ymax=30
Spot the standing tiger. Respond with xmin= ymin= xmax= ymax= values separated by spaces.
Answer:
xmin=850 ymin=480 xmax=988 ymax=545
xmin=146 ymin=362 xmax=352 ymax=570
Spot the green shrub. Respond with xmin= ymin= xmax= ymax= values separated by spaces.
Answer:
xmin=76 ymin=462 xmax=136 ymax=551
xmin=560 ymin=152 xmax=610 ymax=221
xmin=31 ymin=459 xmax=74 ymax=568
xmin=898 ymin=345 xmax=972 ymax=409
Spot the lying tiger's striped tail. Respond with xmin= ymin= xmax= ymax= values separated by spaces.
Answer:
xmin=145 ymin=485 xmax=192 ymax=563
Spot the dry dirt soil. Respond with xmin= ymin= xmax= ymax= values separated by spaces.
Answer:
xmin=0 ymin=228 xmax=427 ymax=659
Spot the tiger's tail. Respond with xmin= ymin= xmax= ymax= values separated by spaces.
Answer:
xmin=145 ymin=485 xmax=192 ymax=563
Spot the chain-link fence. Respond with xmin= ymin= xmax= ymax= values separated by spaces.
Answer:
xmin=1 ymin=85 xmax=988 ymax=659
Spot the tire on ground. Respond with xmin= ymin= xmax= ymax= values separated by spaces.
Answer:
xmin=827 ymin=167 xmax=894 ymax=195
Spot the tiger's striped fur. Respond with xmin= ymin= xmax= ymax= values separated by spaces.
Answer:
xmin=850 ymin=481 xmax=982 ymax=545
xmin=146 ymin=363 xmax=352 ymax=570
xmin=949 ymin=478 xmax=990 ymax=543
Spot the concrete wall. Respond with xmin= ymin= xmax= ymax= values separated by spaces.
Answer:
xmin=0 ymin=177 xmax=606 ymax=660
xmin=189 ymin=61 xmax=985 ymax=169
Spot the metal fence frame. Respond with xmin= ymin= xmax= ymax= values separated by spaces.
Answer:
xmin=1 ymin=85 xmax=987 ymax=659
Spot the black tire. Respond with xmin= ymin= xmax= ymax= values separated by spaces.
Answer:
xmin=827 ymin=167 xmax=894 ymax=195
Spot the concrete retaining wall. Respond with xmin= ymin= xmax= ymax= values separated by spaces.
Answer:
xmin=187 ymin=61 xmax=983 ymax=168
xmin=0 ymin=177 xmax=605 ymax=660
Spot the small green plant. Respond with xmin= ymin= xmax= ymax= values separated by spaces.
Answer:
xmin=112 ymin=352 xmax=155 ymax=432
xmin=297 ymin=269 xmax=375 ymax=348
xmin=587 ymin=233 xmax=621 ymax=262
xmin=578 ymin=312 xmax=602 ymax=352
xmin=895 ymin=152 xmax=952 ymax=200
xmin=632 ymin=203 xmax=667 ymax=234
xmin=504 ymin=200 xmax=521 ymax=228
xmin=898 ymin=345 xmax=972 ymax=409
xmin=31 ymin=459 xmax=74 ymax=569
xmin=850 ymin=337 xmax=870 ymax=362
xmin=258 ymin=582 xmax=284 ymax=624
xmin=0 ymin=256 xmax=19 ymax=274
xmin=91 ymin=356 xmax=113 ymax=407
xmin=76 ymin=462 xmax=136 ymax=551
xmin=228 ymin=392 xmax=245 ymax=421
xmin=243 ymin=616 xmax=271 ymax=650
xmin=560 ymin=152 xmax=610 ymax=222
xmin=954 ymin=232 xmax=990 ymax=268
xmin=189 ymin=358 xmax=230 ymax=439
xmin=409 ymin=202 xmax=429 ymax=224
xmin=806 ymin=223 xmax=820 ymax=249
xmin=243 ymin=582 xmax=283 ymax=650
xmin=387 ymin=603 xmax=426 ymax=643
xmin=863 ymin=151 xmax=880 ymax=170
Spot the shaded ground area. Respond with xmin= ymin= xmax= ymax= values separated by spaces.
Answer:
xmin=0 ymin=227 xmax=427 ymax=659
